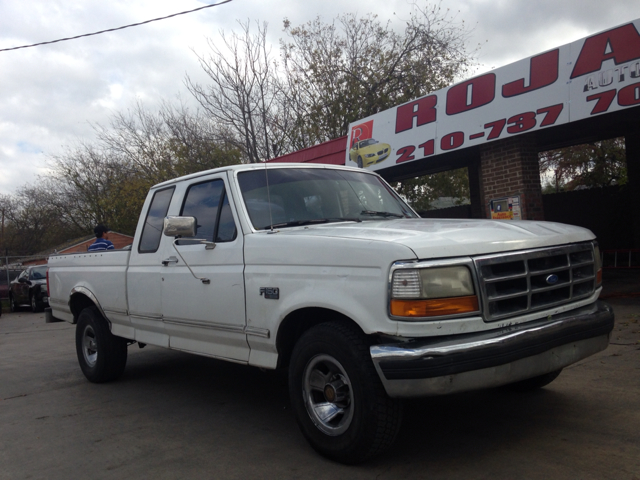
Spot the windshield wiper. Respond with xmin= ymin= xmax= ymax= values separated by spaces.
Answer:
xmin=270 ymin=218 xmax=362 ymax=229
xmin=360 ymin=210 xmax=405 ymax=218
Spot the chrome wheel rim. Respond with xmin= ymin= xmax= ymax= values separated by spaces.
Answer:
xmin=82 ymin=325 xmax=98 ymax=367
xmin=302 ymin=354 xmax=354 ymax=436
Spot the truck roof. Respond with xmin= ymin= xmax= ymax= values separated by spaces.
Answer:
xmin=150 ymin=162 xmax=369 ymax=190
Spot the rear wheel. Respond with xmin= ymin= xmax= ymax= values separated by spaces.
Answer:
xmin=76 ymin=306 xmax=128 ymax=383
xmin=507 ymin=369 xmax=563 ymax=392
xmin=289 ymin=321 xmax=402 ymax=464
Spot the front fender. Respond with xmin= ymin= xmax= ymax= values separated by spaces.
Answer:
xmin=275 ymin=282 xmax=395 ymax=336
xmin=245 ymin=264 xmax=399 ymax=342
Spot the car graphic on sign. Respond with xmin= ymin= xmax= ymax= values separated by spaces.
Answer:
xmin=349 ymin=138 xmax=391 ymax=168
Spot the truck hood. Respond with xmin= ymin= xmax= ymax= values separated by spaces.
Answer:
xmin=277 ymin=218 xmax=595 ymax=259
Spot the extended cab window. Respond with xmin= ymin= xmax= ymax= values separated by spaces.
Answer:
xmin=139 ymin=187 xmax=175 ymax=253
xmin=179 ymin=179 xmax=237 ymax=243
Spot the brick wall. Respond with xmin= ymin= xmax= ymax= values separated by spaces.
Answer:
xmin=479 ymin=136 xmax=544 ymax=220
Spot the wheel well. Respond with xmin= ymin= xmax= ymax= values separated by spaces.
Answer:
xmin=69 ymin=293 xmax=98 ymax=324
xmin=275 ymin=307 xmax=365 ymax=369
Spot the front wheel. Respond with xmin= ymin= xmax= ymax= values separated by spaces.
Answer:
xmin=9 ymin=294 xmax=18 ymax=312
xmin=357 ymin=156 xmax=363 ymax=168
xmin=76 ymin=306 xmax=128 ymax=383
xmin=289 ymin=321 xmax=402 ymax=464
xmin=31 ymin=294 xmax=42 ymax=313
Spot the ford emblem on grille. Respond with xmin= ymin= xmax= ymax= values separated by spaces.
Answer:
xmin=546 ymin=274 xmax=559 ymax=285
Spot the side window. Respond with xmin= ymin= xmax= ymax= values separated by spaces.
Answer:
xmin=138 ymin=187 xmax=175 ymax=253
xmin=180 ymin=179 xmax=237 ymax=244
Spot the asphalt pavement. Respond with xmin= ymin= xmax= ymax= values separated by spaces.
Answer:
xmin=1 ymin=274 xmax=639 ymax=479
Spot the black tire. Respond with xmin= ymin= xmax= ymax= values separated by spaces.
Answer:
xmin=31 ymin=294 xmax=42 ymax=313
xmin=357 ymin=156 xmax=363 ymax=168
xmin=507 ymin=369 xmax=563 ymax=392
xmin=76 ymin=306 xmax=128 ymax=383
xmin=9 ymin=294 xmax=18 ymax=313
xmin=289 ymin=321 xmax=402 ymax=464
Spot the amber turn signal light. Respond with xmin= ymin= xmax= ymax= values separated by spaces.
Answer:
xmin=391 ymin=295 xmax=479 ymax=318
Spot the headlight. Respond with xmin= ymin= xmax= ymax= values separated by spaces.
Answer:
xmin=365 ymin=153 xmax=376 ymax=158
xmin=40 ymin=284 xmax=47 ymax=293
xmin=390 ymin=266 xmax=479 ymax=318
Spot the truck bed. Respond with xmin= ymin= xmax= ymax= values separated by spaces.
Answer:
xmin=48 ymin=250 xmax=131 ymax=327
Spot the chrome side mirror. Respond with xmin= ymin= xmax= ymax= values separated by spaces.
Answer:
xmin=162 ymin=216 xmax=214 ymax=285
xmin=163 ymin=216 xmax=197 ymax=237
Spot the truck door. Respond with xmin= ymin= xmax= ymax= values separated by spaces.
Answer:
xmin=159 ymin=173 xmax=249 ymax=362
xmin=127 ymin=186 xmax=176 ymax=347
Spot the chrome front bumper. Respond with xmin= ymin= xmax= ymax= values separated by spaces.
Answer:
xmin=371 ymin=301 xmax=614 ymax=398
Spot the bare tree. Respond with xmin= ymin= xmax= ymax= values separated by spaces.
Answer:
xmin=48 ymin=143 xmax=142 ymax=234
xmin=0 ymin=185 xmax=78 ymax=256
xmin=47 ymin=102 xmax=242 ymax=237
xmin=159 ymin=102 xmax=242 ymax=175
xmin=186 ymin=21 xmax=286 ymax=163
xmin=281 ymin=4 xmax=473 ymax=145
xmin=187 ymin=3 xmax=474 ymax=162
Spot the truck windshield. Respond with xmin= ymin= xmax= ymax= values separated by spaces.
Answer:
xmin=237 ymin=168 xmax=417 ymax=230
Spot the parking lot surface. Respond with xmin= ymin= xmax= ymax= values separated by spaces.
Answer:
xmin=1 ymin=295 xmax=639 ymax=480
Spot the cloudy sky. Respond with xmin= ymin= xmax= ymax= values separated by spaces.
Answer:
xmin=1 ymin=0 xmax=639 ymax=195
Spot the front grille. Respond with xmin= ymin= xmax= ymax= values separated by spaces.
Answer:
xmin=474 ymin=243 xmax=597 ymax=322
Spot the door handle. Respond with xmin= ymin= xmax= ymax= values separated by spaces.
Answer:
xmin=161 ymin=256 xmax=179 ymax=266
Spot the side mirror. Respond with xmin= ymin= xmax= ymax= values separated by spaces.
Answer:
xmin=18 ymin=277 xmax=28 ymax=284
xmin=163 ymin=216 xmax=197 ymax=237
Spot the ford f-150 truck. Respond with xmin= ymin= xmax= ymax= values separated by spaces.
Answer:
xmin=48 ymin=163 xmax=615 ymax=464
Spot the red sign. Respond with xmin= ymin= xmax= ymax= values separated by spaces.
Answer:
xmin=346 ymin=19 xmax=640 ymax=171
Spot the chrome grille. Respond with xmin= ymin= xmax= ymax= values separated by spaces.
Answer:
xmin=474 ymin=243 xmax=597 ymax=322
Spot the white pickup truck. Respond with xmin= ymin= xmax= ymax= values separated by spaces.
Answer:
xmin=48 ymin=163 xmax=614 ymax=463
